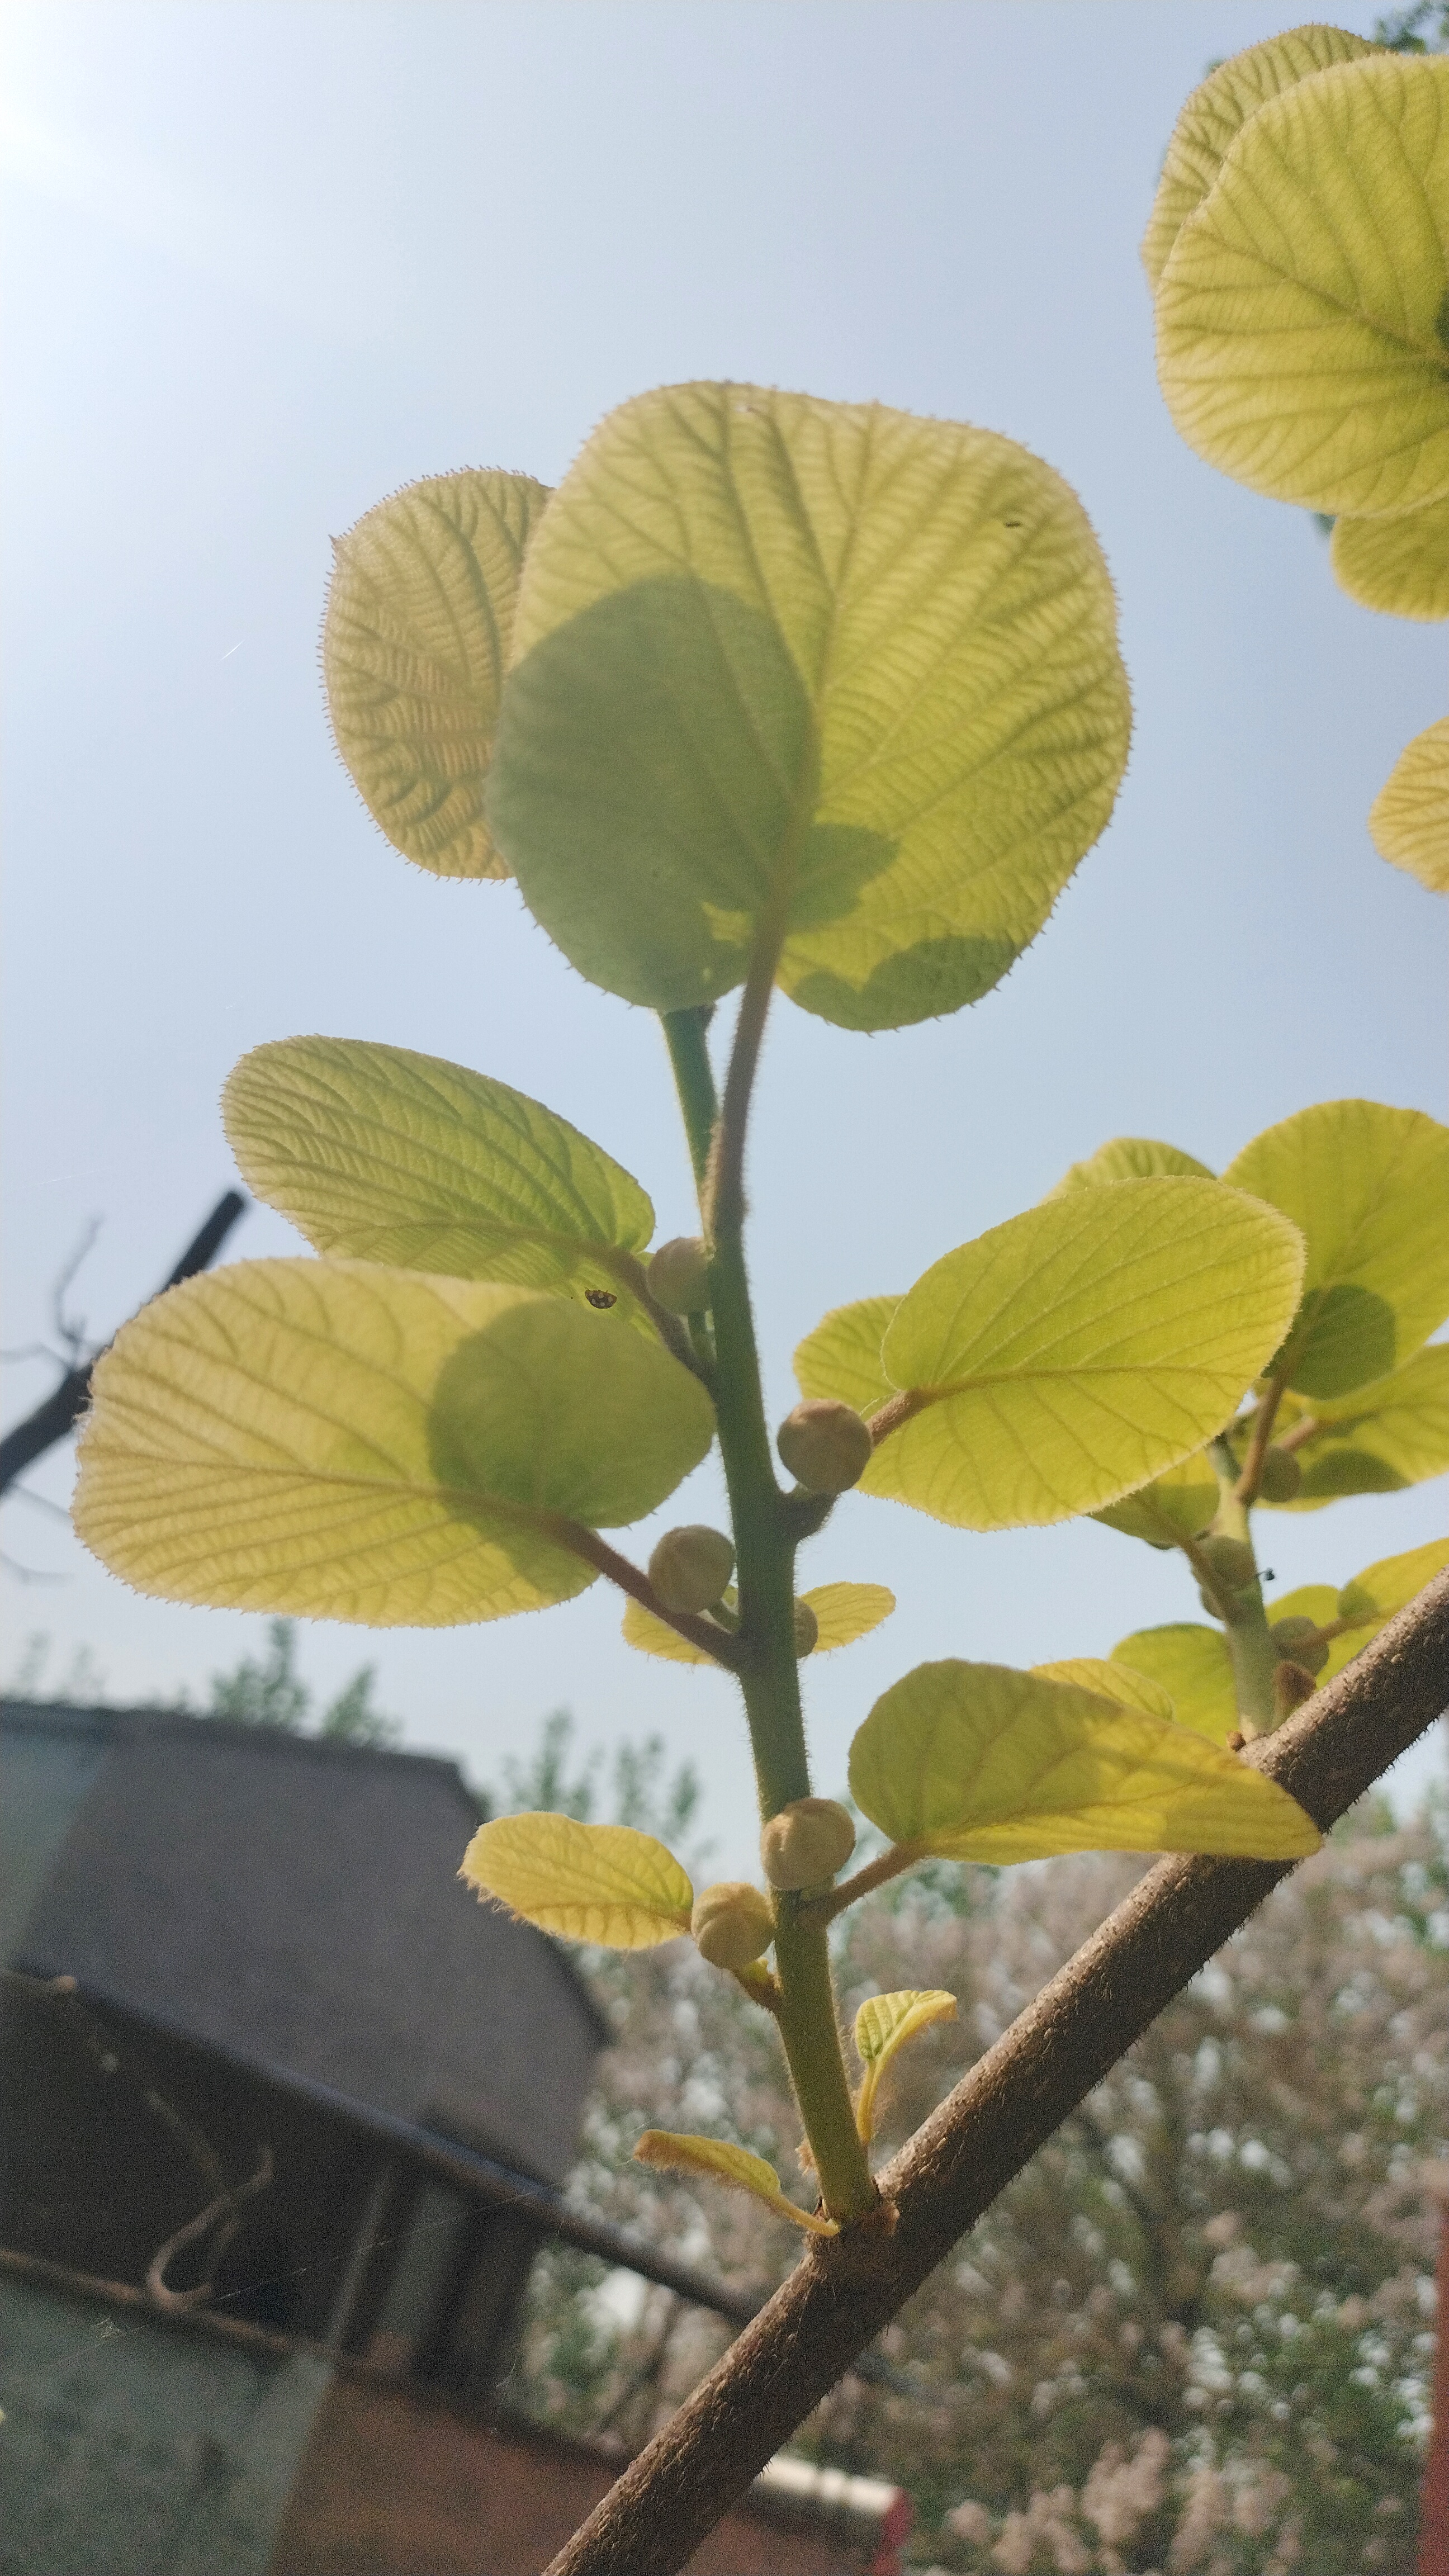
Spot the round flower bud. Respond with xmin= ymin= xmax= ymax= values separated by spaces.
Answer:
xmin=760 ymin=1797 xmax=856 ymax=1891
xmin=648 ymin=1235 xmax=711 ymax=1315
xmin=648 ymin=1525 xmax=736 ymax=1614
xmin=793 ymin=1598 xmax=820 ymax=1658
xmin=1200 ymin=1536 xmax=1257 ymax=1593
xmin=691 ymin=1881 xmax=775 ymax=1971
xmin=1272 ymin=1661 xmax=1317 ymax=1720
xmin=1270 ymin=1615 xmax=1328 ymax=1676
xmin=1257 ymin=1445 xmax=1303 ymax=1505
xmin=776 ymin=1399 xmax=873 ymax=1495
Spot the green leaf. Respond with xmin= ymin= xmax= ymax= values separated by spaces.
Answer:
xmin=830 ymin=1180 xmax=1303 ymax=1530
xmin=1255 ymin=1347 xmax=1449 ymax=1508
xmin=73 ymin=1263 xmax=714 ymax=1625
xmin=1142 ymin=26 xmax=1382 ymax=293
xmin=1091 ymin=1452 xmax=1220 ymax=1550
xmin=1156 ymin=55 xmax=1449 ymax=519
xmin=488 ymin=382 xmax=1131 ymax=1031
xmin=848 ymin=1662 xmax=1320 ymax=1860
xmin=633 ymin=2130 xmax=837 ymax=2234
xmin=794 ymin=1295 xmax=901 ymax=1419
xmin=324 ymin=468 xmax=551 ymax=878
xmin=1370 ymin=717 xmax=1449 ymax=893
xmin=1046 ymin=1136 xmax=1215 ymax=1194
xmin=461 ymin=1812 xmax=693 ymax=1947
xmin=1223 ymin=1101 xmax=1449 ymax=1398
xmin=1333 ymin=496 xmax=1449 ymax=621
xmin=621 ymin=1577 xmax=893 ymax=1666
xmin=1110 ymin=1625 xmax=1238 ymax=1748
xmin=224 ymin=1038 xmax=655 ymax=1313
xmin=1032 ymin=1656 xmax=1175 ymax=1723
xmin=853 ymin=1988 xmax=957 ymax=2145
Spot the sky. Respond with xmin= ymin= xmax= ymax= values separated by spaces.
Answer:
xmin=2 ymin=0 xmax=1445 ymax=1873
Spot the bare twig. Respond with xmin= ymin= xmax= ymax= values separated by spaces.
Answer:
xmin=146 ymin=2146 xmax=275 ymax=2310
xmin=543 ymin=1570 xmax=1449 ymax=2576
xmin=0 ymin=1191 xmax=247 ymax=1499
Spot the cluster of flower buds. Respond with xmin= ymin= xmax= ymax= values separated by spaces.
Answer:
xmin=760 ymin=1796 xmax=856 ymax=1891
xmin=776 ymin=1398 xmax=873 ymax=1494
xmin=691 ymin=1881 xmax=775 ymax=1969
xmin=648 ymin=1524 xmax=735 ymax=1613
xmin=647 ymin=1235 xmax=711 ymax=1315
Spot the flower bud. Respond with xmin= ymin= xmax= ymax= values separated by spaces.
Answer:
xmin=1257 ymin=1446 xmax=1303 ymax=1504
xmin=1200 ymin=1536 xmax=1257 ymax=1593
xmin=793 ymin=1598 xmax=820 ymax=1657
xmin=1269 ymin=1616 xmax=1328 ymax=1676
xmin=691 ymin=1881 xmax=774 ymax=1970
xmin=648 ymin=1236 xmax=711 ymax=1315
xmin=760 ymin=1797 xmax=856 ymax=1890
xmin=776 ymin=1399 xmax=873 ymax=1494
xmin=648 ymin=1524 xmax=735 ymax=1614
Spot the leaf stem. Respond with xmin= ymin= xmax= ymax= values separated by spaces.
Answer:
xmin=660 ymin=1009 xmax=719 ymax=1195
xmin=547 ymin=1522 xmax=745 ymax=1672
xmin=798 ymin=1841 xmax=924 ymax=1929
xmin=1204 ymin=1443 xmax=1277 ymax=1736
xmin=1233 ymin=1375 xmax=1285 ymax=1506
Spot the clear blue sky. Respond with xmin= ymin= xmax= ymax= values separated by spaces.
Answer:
xmin=3 ymin=1 xmax=1445 ymax=1864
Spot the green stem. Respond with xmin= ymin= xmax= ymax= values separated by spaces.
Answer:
xmin=1206 ymin=1440 xmax=1277 ymax=1737
xmin=660 ymin=1004 xmax=875 ymax=2223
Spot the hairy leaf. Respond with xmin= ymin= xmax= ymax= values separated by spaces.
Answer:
xmin=1338 ymin=1536 xmax=1449 ymax=1634
xmin=489 ymin=382 xmax=1131 ymax=1030
xmin=1142 ymin=25 xmax=1381 ymax=292
xmin=849 ymin=1662 xmax=1319 ymax=1860
xmin=794 ymin=1295 xmax=901 ymax=1419
xmin=224 ymin=1038 xmax=655 ymax=1313
xmin=1370 ymin=716 xmax=1449 ymax=892
xmin=621 ymin=1578 xmax=893 ymax=1666
xmin=1333 ymin=497 xmax=1449 ymax=621
xmin=1256 ymin=1346 xmax=1449 ymax=1507
xmin=324 ymin=468 xmax=550 ymax=878
xmin=1224 ymin=1101 xmax=1449 ymax=1398
xmin=74 ymin=1263 xmax=714 ymax=1625
xmin=1156 ymin=56 xmax=1449 ymax=519
xmin=461 ymin=1812 xmax=693 ymax=1947
xmin=1091 ymin=1451 xmax=1219 ymax=1550
xmin=853 ymin=1988 xmax=958 ymax=2144
xmin=1110 ymin=1625 xmax=1239 ymax=1748
xmin=1033 ymin=1656 xmax=1176 ymax=1723
xmin=634 ymin=2130 xmax=838 ymax=2234
xmin=847 ymin=1180 xmax=1303 ymax=1529
xmin=1046 ymin=1135 xmax=1215 ymax=1194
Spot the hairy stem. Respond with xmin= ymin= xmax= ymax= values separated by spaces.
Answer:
xmin=1206 ymin=1441 xmax=1277 ymax=1736
xmin=799 ymin=1841 xmax=924 ymax=1929
xmin=661 ymin=1004 xmax=874 ymax=2223
xmin=1233 ymin=1375 xmax=1285 ymax=1507
xmin=660 ymin=1008 xmax=719 ymax=1195
xmin=547 ymin=1522 xmax=744 ymax=1672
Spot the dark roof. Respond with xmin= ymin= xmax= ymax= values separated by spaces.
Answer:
xmin=2 ymin=1701 xmax=607 ymax=2186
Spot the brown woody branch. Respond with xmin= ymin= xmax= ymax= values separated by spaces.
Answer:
xmin=0 ymin=1191 xmax=247 ymax=1499
xmin=544 ymin=1568 xmax=1449 ymax=2576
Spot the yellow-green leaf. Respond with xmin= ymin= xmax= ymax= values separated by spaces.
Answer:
xmin=633 ymin=2130 xmax=837 ymax=2234
xmin=621 ymin=1578 xmax=894 ymax=1666
xmin=1338 ymin=1536 xmax=1449 ymax=1633
xmin=1156 ymin=55 xmax=1449 ymax=519
xmin=849 ymin=1663 xmax=1319 ymax=1860
xmin=461 ymin=1812 xmax=693 ymax=1947
xmin=1370 ymin=717 xmax=1449 ymax=893
xmin=841 ymin=1180 xmax=1303 ymax=1530
xmin=1333 ymin=498 xmax=1449 ymax=622
xmin=1142 ymin=26 xmax=1382 ymax=293
xmin=794 ymin=1296 xmax=901 ymax=1420
xmin=1110 ymin=1625 xmax=1239 ymax=1748
xmin=1091 ymin=1451 xmax=1220 ymax=1551
xmin=489 ymin=383 xmax=1131 ymax=1031
xmin=73 ymin=1263 xmax=714 ymax=1625
xmin=1032 ymin=1657 xmax=1175 ymax=1723
xmin=224 ymin=1038 xmax=655 ymax=1311
xmin=1255 ymin=1347 xmax=1449 ymax=1508
xmin=1224 ymin=1101 xmax=1449 ymax=1399
xmin=853 ymin=1989 xmax=957 ymax=2144
xmin=1264 ymin=1581 xmax=1359 ymax=1689
xmin=1046 ymin=1136 xmax=1215 ymax=1195
xmin=324 ymin=468 xmax=551 ymax=879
